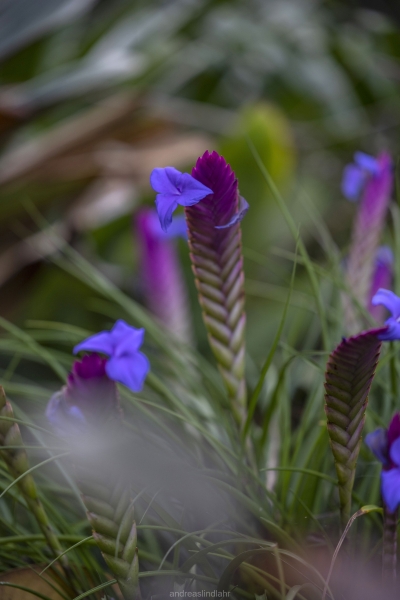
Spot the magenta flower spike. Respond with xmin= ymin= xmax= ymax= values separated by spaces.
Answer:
xmin=135 ymin=208 xmax=192 ymax=345
xmin=343 ymin=152 xmax=393 ymax=333
xmin=185 ymin=151 xmax=248 ymax=426
xmin=367 ymin=247 xmax=394 ymax=324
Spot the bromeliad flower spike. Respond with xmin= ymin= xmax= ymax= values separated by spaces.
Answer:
xmin=187 ymin=151 xmax=248 ymax=426
xmin=324 ymin=288 xmax=400 ymax=527
xmin=151 ymin=152 xmax=249 ymax=426
xmin=74 ymin=320 xmax=150 ymax=393
xmin=342 ymin=152 xmax=393 ymax=334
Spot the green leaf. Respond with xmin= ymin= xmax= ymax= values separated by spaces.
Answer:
xmin=217 ymin=548 xmax=276 ymax=593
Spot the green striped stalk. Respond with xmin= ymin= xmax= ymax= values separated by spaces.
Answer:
xmin=0 ymin=386 xmax=74 ymax=587
xmin=324 ymin=329 xmax=383 ymax=527
xmin=185 ymin=151 xmax=247 ymax=427
xmin=77 ymin=473 xmax=141 ymax=600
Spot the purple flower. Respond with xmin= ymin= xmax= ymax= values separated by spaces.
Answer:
xmin=150 ymin=157 xmax=249 ymax=232
xmin=367 ymin=246 xmax=393 ymax=323
xmin=135 ymin=208 xmax=192 ymax=343
xmin=371 ymin=289 xmax=400 ymax=341
xmin=342 ymin=152 xmax=381 ymax=201
xmin=46 ymin=354 xmax=119 ymax=432
xmin=74 ymin=320 xmax=150 ymax=392
xmin=150 ymin=167 xmax=212 ymax=232
xmin=365 ymin=413 xmax=400 ymax=512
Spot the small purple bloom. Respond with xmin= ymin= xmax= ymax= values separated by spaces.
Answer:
xmin=214 ymin=195 xmax=249 ymax=229
xmin=150 ymin=166 xmax=212 ymax=232
xmin=74 ymin=320 xmax=150 ymax=392
xmin=371 ymin=289 xmax=400 ymax=341
xmin=46 ymin=354 xmax=119 ymax=433
xmin=365 ymin=413 xmax=400 ymax=512
xmin=150 ymin=158 xmax=249 ymax=232
xmin=342 ymin=152 xmax=380 ymax=201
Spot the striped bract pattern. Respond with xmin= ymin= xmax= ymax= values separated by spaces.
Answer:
xmin=79 ymin=474 xmax=141 ymax=600
xmin=324 ymin=328 xmax=384 ymax=525
xmin=0 ymin=387 xmax=70 ymax=573
xmin=185 ymin=151 xmax=246 ymax=426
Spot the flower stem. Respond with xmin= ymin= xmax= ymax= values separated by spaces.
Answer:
xmin=382 ymin=505 xmax=398 ymax=585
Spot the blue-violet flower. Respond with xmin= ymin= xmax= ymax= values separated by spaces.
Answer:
xmin=150 ymin=167 xmax=212 ymax=232
xmin=342 ymin=151 xmax=381 ymax=201
xmin=371 ymin=289 xmax=400 ymax=341
xmin=365 ymin=413 xmax=400 ymax=513
xmin=74 ymin=320 xmax=150 ymax=392
xmin=150 ymin=157 xmax=249 ymax=232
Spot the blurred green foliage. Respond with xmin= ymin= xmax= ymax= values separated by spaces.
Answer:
xmin=0 ymin=0 xmax=400 ymax=596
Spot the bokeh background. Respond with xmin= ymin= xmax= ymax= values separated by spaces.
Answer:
xmin=0 ymin=0 xmax=399 ymax=373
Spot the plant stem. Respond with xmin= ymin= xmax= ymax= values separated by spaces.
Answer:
xmin=382 ymin=505 xmax=398 ymax=585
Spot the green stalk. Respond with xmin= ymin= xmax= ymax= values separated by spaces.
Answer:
xmin=0 ymin=388 xmax=69 ymax=568
xmin=77 ymin=471 xmax=141 ymax=600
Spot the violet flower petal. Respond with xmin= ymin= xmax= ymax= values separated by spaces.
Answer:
xmin=342 ymin=164 xmax=367 ymax=201
xmin=151 ymin=167 xmax=212 ymax=232
xmin=150 ymin=167 xmax=183 ymax=195
xmin=371 ymin=288 xmax=400 ymax=318
xmin=155 ymin=196 xmax=179 ymax=233
xmin=376 ymin=320 xmax=400 ymax=341
xmin=111 ymin=321 xmax=145 ymax=352
xmin=381 ymin=468 xmax=400 ymax=513
xmin=73 ymin=320 xmax=144 ymax=355
xmin=161 ymin=215 xmax=188 ymax=240
xmin=354 ymin=152 xmax=380 ymax=175
xmin=74 ymin=331 xmax=115 ymax=356
xmin=178 ymin=173 xmax=213 ymax=205
xmin=214 ymin=195 xmax=250 ymax=230
xmin=365 ymin=428 xmax=389 ymax=466
xmin=144 ymin=210 xmax=187 ymax=240
xmin=106 ymin=352 xmax=149 ymax=392
xmin=114 ymin=331 xmax=145 ymax=357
